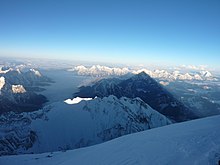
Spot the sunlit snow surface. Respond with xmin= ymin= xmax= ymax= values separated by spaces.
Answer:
xmin=64 ymin=97 xmax=94 ymax=104
xmin=0 ymin=76 xmax=5 ymax=90
xmin=1 ymin=115 xmax=220 ymax=165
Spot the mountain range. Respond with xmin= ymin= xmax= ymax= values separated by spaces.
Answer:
xmin=0 ymin=62 xmax=219 ymax=164
xmin=70 ymin=65 xmax=217 ymax=81
xmin=0 ymin=66 xmax=52 ymax=114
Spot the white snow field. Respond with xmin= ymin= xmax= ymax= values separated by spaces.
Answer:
xmin=1 ymin=115 xmax=220 ymax=165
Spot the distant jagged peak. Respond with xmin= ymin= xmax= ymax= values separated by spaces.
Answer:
xmin=200 ymin=70 xmax=212 ymax=78
xmin=0 ymin=67 xmax=13 ymax=74
xmin=70 ymin=65 xmax=130 ymax=77
xmin=0 ymin=65 xmax=43 ymax=77
xmin=29 ymin=68 xmax=42 ymax=77
xmin=15 ymin=68 xmax=22 ymax=74
xmin=11 ymin=85 xmax=26 ymax=93
xmin=70 ymin=64 xmax=217 ymax=81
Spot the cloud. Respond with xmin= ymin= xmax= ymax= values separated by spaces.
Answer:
xmin=180 ymin=65 xmax=207 ymax=71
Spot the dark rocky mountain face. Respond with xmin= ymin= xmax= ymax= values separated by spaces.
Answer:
xmin=0 ymin=92 xmax=47 ymax=114
xmin=75 ymin=72 xmax=197 ymax=122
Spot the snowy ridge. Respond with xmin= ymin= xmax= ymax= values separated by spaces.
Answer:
xmin=1 ymin=115 xmax=219 ymax=165
xmin=0 ymin=96 xmax=171 ymax=155
xmin=29 ymin=95 xmax=171 ymax=153
xmin=30 ymin=69 xmax=42 ymax=77
xmin=69 ymin=65 xmax=130 ymax=77
xmin=0 ymin=67 xmax=13 ymax=74
xmin=71 ymin=65 xmax=217 ymax=81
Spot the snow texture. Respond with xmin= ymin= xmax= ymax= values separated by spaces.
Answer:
xmin=0 ymin=96 xmax=171 ymax=155
xmin=1 ymin=115 xmax=219 ymax=165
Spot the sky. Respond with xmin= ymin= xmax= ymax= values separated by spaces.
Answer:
xmin=0 ymin=0 xmax=220 ymax=68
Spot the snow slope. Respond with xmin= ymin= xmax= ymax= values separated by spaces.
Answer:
xmin=0 ymin=96 xmax=171 ymax=155
xmin=1 ymin=115 xmax=219 ymax=165
xmin=29 ymin=96 xmax=170 ymax=153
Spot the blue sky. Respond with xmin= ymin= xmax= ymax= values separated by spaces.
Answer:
xmin=0 ymin=0 xmax=219 ymax=67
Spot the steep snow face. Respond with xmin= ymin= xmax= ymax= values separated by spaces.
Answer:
xmin=29 ymin=69 xmax=42 ymax=77
xmin=29 ymin=96 xmax=171 ymax=153
xmin=1 ymin=115 xmax=220 ymax=165
xmin=64 ymin=97 xmax=94 ymax=104
xmin=0 ymin=76 xmax=5 ymax=90
xmin=11 ymin=85 xmax=26 ymax=93
xmin=0 ymin=96 xmax=171 ymax=155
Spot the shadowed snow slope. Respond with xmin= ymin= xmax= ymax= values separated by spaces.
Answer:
xmin=0 ymin=96 xmax=170 ymax=155
xmin=29 ymin=96 xmax=170 ymax=153
xmin=1 ymin=115 xmax=220 ymax=165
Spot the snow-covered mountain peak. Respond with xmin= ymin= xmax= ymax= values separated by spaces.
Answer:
xmin=16 ymin=68 xmax=22 ymax=74
xmin=0 ymin=76 xmax=6 ymax=90
xmin=29 ymin=69 xmax=42 ymax=77
xmin=74 ymin=65 xmax=87 ymax=71
xmin=0 ymin=67 xmax=13 ymax=74
xmin=11 ymin=85 xmax=26 ymax=93
xmin=71 ymin=65 xmax=130 ymax=77
xmin=200 ymin=70 xmax=212 ymax=77
xmin=71 ymin=65 xmax=217 ymax=81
